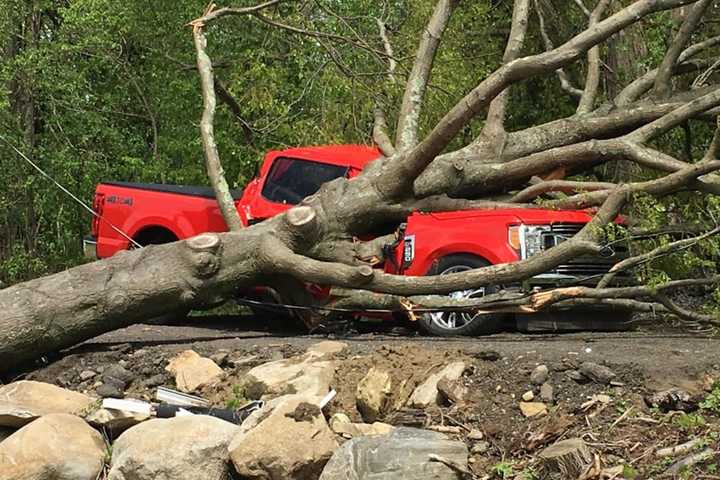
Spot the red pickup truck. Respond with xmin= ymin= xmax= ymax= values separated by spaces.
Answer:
xmin=85 ymin=144 xmax=626 ymax=335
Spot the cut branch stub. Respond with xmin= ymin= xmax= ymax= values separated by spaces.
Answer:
xmin=286 ymin=205 xmax=318 ymax=238
xmin=185 ymin=233 xmax=222 ymax=279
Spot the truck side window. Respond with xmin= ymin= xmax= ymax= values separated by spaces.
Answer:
xmin=261 ymin=157 xmax=349 ymax=204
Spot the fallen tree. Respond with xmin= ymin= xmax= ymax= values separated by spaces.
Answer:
xmin=2 ymin=0 xmax=720 ymax=372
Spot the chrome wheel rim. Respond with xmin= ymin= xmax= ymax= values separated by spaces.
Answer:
xmin=428 ymin=265 xmax=487 ymax=330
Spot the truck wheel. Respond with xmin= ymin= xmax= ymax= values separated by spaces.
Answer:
xmin=418 ymin=254 xmax=509 ymax=336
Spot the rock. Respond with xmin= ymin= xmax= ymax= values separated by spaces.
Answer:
xmin=85 ymin=408 xmax=149 ymax=434
xmin=522 ymin=390 xmax=535 ymax=402
xmin=319 ymin=427 xmax=469 ymax=480
xmin=96 ymin=382 xmax=124 ymax=399
xmin=407 ymin=362 xmax=466 ymax=408
xmin=103 ymin=365 xmax=134 ymax=387
xmin=566 ymin=370 xmax=587 ymax=383
xmin=356 ymin=368 xmax=392 ymax=422
xmin=230 ymin=354 xmax=258 ymax=367
xmin=579 ymin=362 xmax=616 ymax=384
xmin=79 ymin=370 xmax=97 ymax=381
xmin=242 ymin=352 xmax=335 ymax=402
xmin=519 ymin=402 xmax=548 ymax=418
xmin=471 ymin=441 xmax=490 ymax=455
xmin=531 ymin=365 xmax=549 ymax=385
xmin=467 ymin=429 xmax=484 ymax=441
xmin=540 ymin=383 xmax=555 ymax=403
xmin=109 ymin=415 xmax=237 ymax=480
xmin=209 ymin=351 xmax=230 ymax=367
xmin=476 ymin=350 xmax=501 ymax=361
xmin=306 ymin=341 xmax=348 ymax=358
xmin=229 ymin=395 xmax=338 ymax=479
xmin=645 ymin=388 xmax=699 ymax=413
xmin=0 ymin=381 xmax=95 ymax=427
xmin=165 ymin=350 xmax=224 ymax=393
xmin=0 ymin=413 xmax=106 ymax=480
xmin=437 ymin=377 xmax=468 ymax=405
xmin=141 ymin=374 xmax=166 ymax=389
xmin=329 ymin=413 xmax=393 ymax=438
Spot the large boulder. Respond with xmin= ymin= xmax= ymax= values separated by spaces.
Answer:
xmin=242 ymin=353 xmax=335 ymax=402
xmin=229 ymin=395 xmax=338 ymax=479
xmin=407 ymin=362 xmax=466 ymax=408
xmin=165 ymin=350 xmax=224 ymax=393
xmin=319 ymin=427 xmax=469 ymax=480
xmin=0 ymin=381 xmax=95 ymax=427
xmin=108 ymin=415 xmax=237 ymax=480
xmin=356 ymin=368 xmax=392 ymax=422
xmin=0 ymin=413 xmax=106 ymax=480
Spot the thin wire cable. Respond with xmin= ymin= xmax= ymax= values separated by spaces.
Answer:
xmin=1 ymin=136 xmax=143 ymax=249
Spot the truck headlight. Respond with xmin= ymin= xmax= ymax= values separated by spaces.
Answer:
xmin=508 ymin=225 xmax=552 ymax=259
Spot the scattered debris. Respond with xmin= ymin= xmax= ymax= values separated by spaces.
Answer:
xmin=522 ymin=390 xmax=535 ymax=402
xmin=165 ymin=350 xmax=224 ymax=393
xmin=645 ymin=388 xmax=699 ymax=413
xmin=664 ymin=448 xmax=716 ymax=477
xmin=656 ymin=438 xmax=704 ymax=458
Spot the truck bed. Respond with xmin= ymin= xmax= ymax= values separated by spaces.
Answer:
xmin=102 ymin=181 xmax=243 ymax=200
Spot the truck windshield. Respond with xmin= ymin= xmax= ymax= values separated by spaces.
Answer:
xmin=261 ymin=157 xmax=349 ymax=204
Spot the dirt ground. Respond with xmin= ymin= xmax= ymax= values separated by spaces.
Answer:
xmin=18 ymin=313 xmax=720 ymax=478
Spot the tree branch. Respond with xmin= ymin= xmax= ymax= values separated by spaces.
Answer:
xmin=377 ymin=0 xmax=698 ymax=199
xmin=510 ymin=179 xmax=616 ymax=203
xmin=534 ymin=0 xmax=584 ymax=98
xmin=395 ymin=0 xmax=459 ymax=152
xmin=577 ymin=0 xmax=611 ymax=114
xmin=477 ymin=0 xmax=530 ymax=157
xmin=191 ymin=14 xmax=244 ymax=231
xmin=653 ymin=0 xmax=712 ymax=99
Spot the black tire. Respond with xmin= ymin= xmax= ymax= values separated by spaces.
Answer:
xmin=418 ymin=254 xmax=509 ymax=336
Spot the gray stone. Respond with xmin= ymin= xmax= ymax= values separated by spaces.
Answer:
xmin=103 ymin=365 xmax=134 ymax=387
xmin=79 ymin=371 xmax=97 ymax=381
xmin=96 ymin=382 xmax=124 ymax=399
xmin=108 ymin=415 xmax=237 ymax=480
xmin=530 ymin=365 xmax=549 ymax=385
xmin=0 ymin=413 xmax=106 ymax=480
xmin=540 ymin=383 xmax=555 ymax=403
xmin=579 ymin=362 xmax=616 ymax=384
xmin=319 ymin=427 xmax=468 ymax=480
xmin=471 ymin=441 xmax=490 ymax=455
xmin=141 ymin=374 xmax=166 ymax=388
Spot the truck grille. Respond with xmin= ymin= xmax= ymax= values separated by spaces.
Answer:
xmin=544 ymin=223 xmax=628 ymax=281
